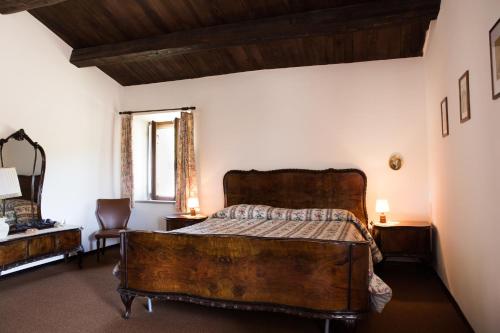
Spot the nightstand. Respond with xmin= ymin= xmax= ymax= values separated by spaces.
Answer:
xmin=371 ymin=221 xmax=432 ymax=263
xmin=164 ymin=213 xmax=208 ymax=231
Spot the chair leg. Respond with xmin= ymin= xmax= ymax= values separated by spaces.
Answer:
xmin=96 ymin=238 xmax=100 ymax=262
xmin=102 ymin=238 xmax=106 ymax=255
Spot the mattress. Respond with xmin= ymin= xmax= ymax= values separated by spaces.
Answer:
xmin=172 ymin=204 xmax=392 ymax=313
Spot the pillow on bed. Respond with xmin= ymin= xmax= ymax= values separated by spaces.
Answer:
xmin=212 ymin=204 xmax=356 ymax=222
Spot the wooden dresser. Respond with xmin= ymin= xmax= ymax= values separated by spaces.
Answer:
xmin=0 ymin=225 xmax=83 ymax=274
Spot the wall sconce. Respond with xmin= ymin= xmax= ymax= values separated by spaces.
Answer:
xmin=389 ymin=153 xmax=403 ymax=170
xmin=375 ymin=199 xmax=390 ymax=223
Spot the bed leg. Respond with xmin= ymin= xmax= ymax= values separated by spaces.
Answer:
xmin=324 ymin=319 xmax=331 ymax=333
xmin=120 ymin=294 xmax=135 ymax=319
xmin=147 ymin=297 xmax=153 ymax=312
xmin=342 ymin=319 xmax=356 ymax=333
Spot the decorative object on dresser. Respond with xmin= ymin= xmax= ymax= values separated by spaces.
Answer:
xmin=164 ymin=213 xmax=207 ymax=231
xmin=118 ymin=169 xmax=383 ymax=332
xmin=95 ymin=198 xmax=131 ymax=262
xmin=0 ymin=129 xmax=46 ymax=222
xmin=375 ymin=199 xmax=390 ymax=223
xmin=489 ymin=18 xmax=500 ymax=100
xmin=0 ymin=130 xmax=83 ymax=274
xmin=0 ymin=168 xmax=22 ymax=238
xmin=371 ymin=220 xmax=432 ymax=264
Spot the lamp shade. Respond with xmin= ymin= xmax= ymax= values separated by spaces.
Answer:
xmin=187 ymin=197 xmax=199 ymax=209
xmin=0 ymin=168 xmax=21 ymax=200
xmin=375 ymin=199 xmax=390 ymax=213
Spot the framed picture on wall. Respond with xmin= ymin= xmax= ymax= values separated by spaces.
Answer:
xmin=441 ymin=97 xmax=449 ymax=137
xmin=490 ymin=18 xmax=500 ymax=100
xmin=459 ymin=71 xmax=471 ymax=123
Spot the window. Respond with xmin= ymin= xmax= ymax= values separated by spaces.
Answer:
xmin=150 ymin=121 xmax=175 ymax=200
xmin=132 ymin=112 xmax=179 ymax=202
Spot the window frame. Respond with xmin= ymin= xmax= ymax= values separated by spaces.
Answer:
xmin=150 ymin=120 xmax=176 ymax=201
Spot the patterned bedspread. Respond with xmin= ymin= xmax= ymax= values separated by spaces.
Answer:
xmin=172 ymin=204 xmax=392 ymax=313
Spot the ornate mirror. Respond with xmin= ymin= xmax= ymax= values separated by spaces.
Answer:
xmin=0 ymin=129 xmax=46 ymax=222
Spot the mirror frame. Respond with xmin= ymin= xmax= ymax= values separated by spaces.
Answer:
xmin=0 ymin=129 xmax=46 ymax=219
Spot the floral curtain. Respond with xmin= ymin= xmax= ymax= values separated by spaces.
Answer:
xmin=175 ymin=112 xmax=198 ymax=213
xmin=120 ymin=114 xmax=134 ymax=205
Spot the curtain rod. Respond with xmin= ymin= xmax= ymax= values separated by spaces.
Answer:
xmin=119 ymin=106 xmax=196 ymax=115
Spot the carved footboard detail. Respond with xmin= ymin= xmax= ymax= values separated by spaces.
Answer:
xmin=118 ymin=231 xmax=370 ymax=321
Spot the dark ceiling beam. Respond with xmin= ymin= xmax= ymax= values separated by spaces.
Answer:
xmin=70 ymin=0 xmax=440 ymax=68
xmin=0 ymin=0 xmax=68 ymax=14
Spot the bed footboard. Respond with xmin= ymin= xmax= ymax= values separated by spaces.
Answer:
xmin=118 ymin=230 xmax=370 ymax=322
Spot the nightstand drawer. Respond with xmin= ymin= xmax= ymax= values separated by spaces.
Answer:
xmin=166 ymin=219 xmax=200 ymax=231
xmin=380 ymin=228 xmax=429 ymax=255
xmin=372 ymin=221 xmax=432 ymax=262
xmin=164 ymin=214 xmax=208 ymax=231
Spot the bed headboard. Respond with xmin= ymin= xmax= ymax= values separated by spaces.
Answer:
xmin=223 ymin=168 xmax=368 ymax=226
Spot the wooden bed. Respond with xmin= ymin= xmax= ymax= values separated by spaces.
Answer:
xmin=118 ymin=169 xmax=371 ymax=330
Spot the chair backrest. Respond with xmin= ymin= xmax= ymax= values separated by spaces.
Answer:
xmin=96 ymin=198 xmax=131 ymax=230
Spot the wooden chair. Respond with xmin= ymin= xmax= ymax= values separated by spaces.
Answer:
xmin=95 ymin=198 xmax=131 ymax=261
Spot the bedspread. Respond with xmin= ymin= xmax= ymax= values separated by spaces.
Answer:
xmin=172 ymin=204 xmax=392 ymax=312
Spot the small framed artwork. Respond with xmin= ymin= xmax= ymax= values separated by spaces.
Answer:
xmin=459 ymin=71 xmax=471 ymax=123
xmin=490 ymin=18 xmax=500 ymax=99
xmin=441 ymin=97 xmax=449 ymax=137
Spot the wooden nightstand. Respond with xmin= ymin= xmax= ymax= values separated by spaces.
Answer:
xmin=164 ymin=214 xmax=208 ymax=231
xmin=371 ymin=221 xmax=432 ymax=263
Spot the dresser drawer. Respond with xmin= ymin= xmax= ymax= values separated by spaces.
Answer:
xmin=0 ymin=241 xmax=28 ymax=266
xmin=28 ymin=235 xmax=56 ymax=257
xmin=56 ymin=230 xmax=81 ymax=251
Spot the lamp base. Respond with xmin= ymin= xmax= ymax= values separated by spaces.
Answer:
xmin=190 ymin=208 xmax=196 ymax=216
xmin=379 ymin=214 xmax=387 ymax=223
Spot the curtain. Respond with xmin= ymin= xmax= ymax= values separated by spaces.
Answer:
xmin=120 ymin=114 xmax=134 ymax=205
xmin=175 ymin=112 xmax=198 ymax=213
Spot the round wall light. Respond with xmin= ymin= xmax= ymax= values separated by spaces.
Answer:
xmin=389 ymin=153 xmax=403 ymax=170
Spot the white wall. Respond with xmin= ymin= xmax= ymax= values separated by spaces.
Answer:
xmin=123 ymin=58 xmax=429 ymax=225
xmin=0 ymin=13 xmax=122 ymax=253
xmin=424 ymin=1 xmax=500 ymax=332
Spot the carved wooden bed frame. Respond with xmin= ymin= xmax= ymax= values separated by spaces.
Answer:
xmin=118 ymin=168 xmax=370 ymax=330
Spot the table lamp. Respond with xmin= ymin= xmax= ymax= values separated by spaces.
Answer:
xmin=187 ymin=197 xmax=199 ymax=216
xmin=375 ymin=199 xmax=389 ymax=223
xmin=0 ymin=168 xmax=22 ymax=238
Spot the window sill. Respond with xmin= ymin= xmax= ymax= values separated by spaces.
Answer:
xmin=134 ymin=200 xmax=175 ymax=204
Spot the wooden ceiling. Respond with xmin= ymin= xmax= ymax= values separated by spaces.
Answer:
xmin=4 ymin=0 xmax=440 ymax=86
